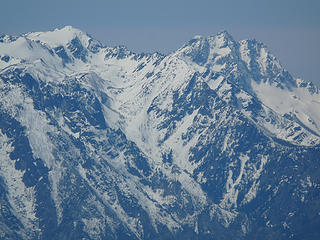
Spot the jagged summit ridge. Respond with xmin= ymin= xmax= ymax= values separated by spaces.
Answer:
xmin=175 ymin=30 xmax=295 ymax=90
xmin=0 ymin=26 xmax=292 ymax=84
xmin=1 ymin=26 xmax=319 ymax=142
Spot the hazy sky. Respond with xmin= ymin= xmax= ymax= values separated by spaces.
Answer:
xmin=1 ymin=0 xmax=320 ymax=85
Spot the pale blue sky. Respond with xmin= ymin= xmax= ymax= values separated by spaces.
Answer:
xmin=1 ymin=0 xmax=320 ymax=85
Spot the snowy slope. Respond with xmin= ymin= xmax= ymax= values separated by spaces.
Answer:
xmin=0 ymin=26 xmax=319 ymax=240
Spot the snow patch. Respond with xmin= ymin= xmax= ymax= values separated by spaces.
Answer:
xmin=220 ymin=154 xmax=249 ymax=209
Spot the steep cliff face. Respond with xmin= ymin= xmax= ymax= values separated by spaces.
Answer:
xmin=0 ymin=26 xmax=319 ymax=240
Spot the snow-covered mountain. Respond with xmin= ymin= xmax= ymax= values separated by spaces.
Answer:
xmin=0 ymin=26 xmax=319 ymax=240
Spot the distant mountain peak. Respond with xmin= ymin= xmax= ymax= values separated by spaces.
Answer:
xmin=57 ymin=25 xmax=80 ymax=32
xmin=239 ymin=38 xmax=297 ymax=88
xmin=185 ymin=30 xmax=235 ymax=47
xmin=216 ymin=30 xmax=232 ymax=37
xmin=25 ymin=25 xmax=94 ymax=49
xmin=177 ymin=31 xmax=236 ymax=66
xmin=214 ymin=30 xmax=235 ymax=42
